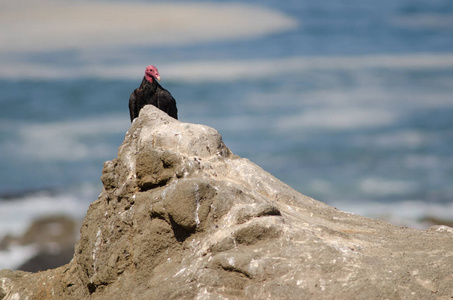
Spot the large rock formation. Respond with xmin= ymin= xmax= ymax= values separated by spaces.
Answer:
xmin=1 ymin=105 xmax=453 ymax=299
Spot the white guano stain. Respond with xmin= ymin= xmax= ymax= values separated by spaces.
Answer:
xmin=173 ymin=267 xmax=186 ymax=277
xmin=227 ymin=255 xmax=236 ymax=267
xmin=92 ymin=229 xmax=102 ymax=274
xmin=194 ymin=182 xmax=201 ymax=226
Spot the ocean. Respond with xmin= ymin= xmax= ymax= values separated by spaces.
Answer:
xmin=1 ymin=0 xmax=453 ymax=269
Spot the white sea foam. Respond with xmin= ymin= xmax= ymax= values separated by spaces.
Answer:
xmin=2 ymin=53 xmax=453 ymax=81
xmin=358 ymin=177 xmax=417 ymax=197
xmin=0 ymin=0 xmax=297 ymax=53
xmin=161 ymin=54 xmax=453 ymax=82
xmin=404 ymin=154 xmax=442 ymax=169
xmin=0 ymin=185 xmax=96 ymax=238
xmin=333 ymin=199 xmax=453 ymax=230
xmin=353 ymin=130 xmax=428 ymax=149
xmin=276 ymin=107 xmax=398 ymax=131
xmin=0 ymin=184 xmax=98 ymax=269
xmin=6 ymin=115 xmax=129 ymax=161
xmin=0 ymin=244 xmax=39 ymax=270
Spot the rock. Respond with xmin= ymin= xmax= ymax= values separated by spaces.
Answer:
xmin=421 ymin=216 xmax=453 ymax=228
xmin=17 ymin=246 xmax=75 ymax=273
xmin=0 ymin=215 xmax=79 ymax=272
xmin=1 ymin=105 xmax=453 ymax=299
xmin=18 ymin=215 xmax=78 ymax=249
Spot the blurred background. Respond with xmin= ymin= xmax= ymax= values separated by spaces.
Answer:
xmin=1 ymin=0 xmax=453 ymax=271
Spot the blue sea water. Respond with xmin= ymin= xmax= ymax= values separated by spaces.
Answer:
xmin=1 ymin=0 xmax=453 ymax=268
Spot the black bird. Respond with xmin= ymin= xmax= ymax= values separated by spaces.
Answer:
xmin=129 ymin=65 xmax=178 ymax=121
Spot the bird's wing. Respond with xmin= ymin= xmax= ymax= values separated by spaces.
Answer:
xmin=157 ymin=89 xmax=178 ymax=119
xmin=129 ymin=91 xmax=137 ymax=122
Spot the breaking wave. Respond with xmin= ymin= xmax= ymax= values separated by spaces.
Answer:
xmin=0 ymin=0 xmax=298 ymax=53
xmin=8 ymin=115 xmax=129 ymax=161
xmin=2 ymin=53 xmax=453 ymax=81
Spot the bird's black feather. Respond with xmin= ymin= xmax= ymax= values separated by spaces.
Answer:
xmin=129 ymin=77 xmax=178 ymax=122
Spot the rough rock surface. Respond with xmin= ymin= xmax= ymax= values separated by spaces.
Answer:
xmin=1 ymin=105 xmax=453 ymax=299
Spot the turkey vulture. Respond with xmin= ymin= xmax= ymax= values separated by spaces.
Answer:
xmin=129 ymin=65 xmax=178 ymax=121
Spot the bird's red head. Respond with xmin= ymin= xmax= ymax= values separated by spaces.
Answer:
xmin=144 ymin=65 xmax=161 ymax=83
